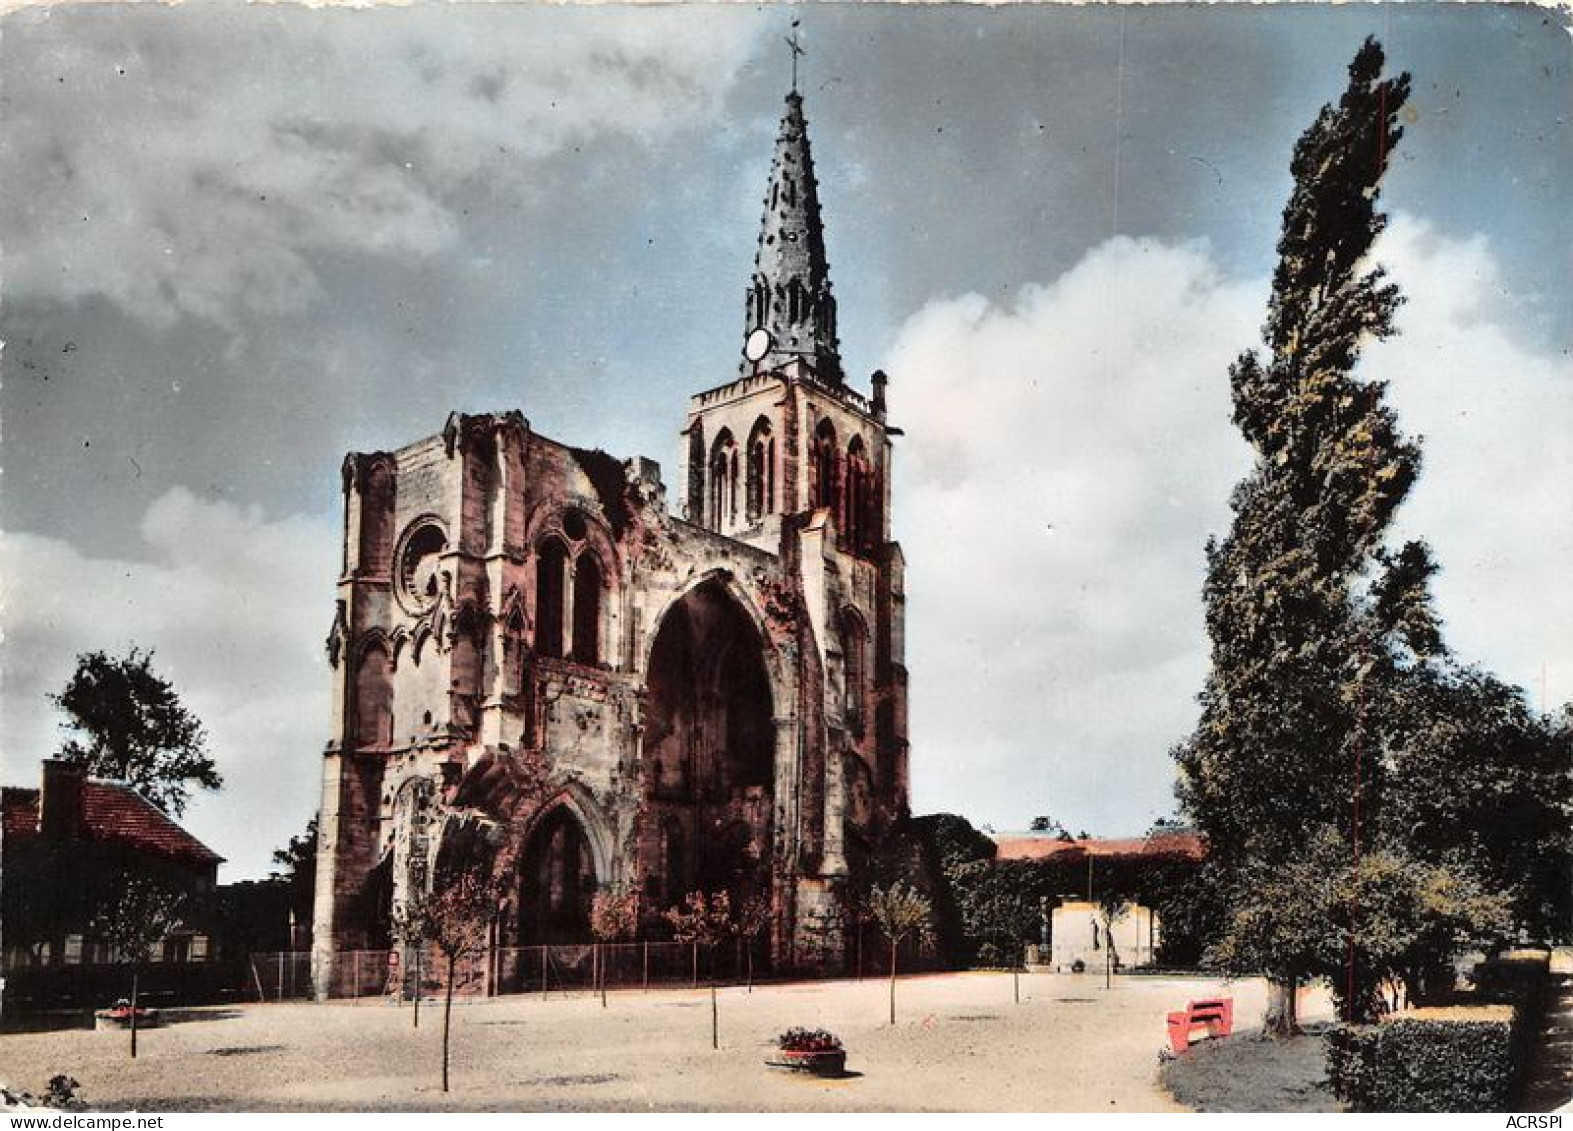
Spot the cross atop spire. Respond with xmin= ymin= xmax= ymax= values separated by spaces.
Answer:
xmin=741 ymin=88 xmax=842 ymax=386
xmin=784 ymin=19 xmax=804 ymax=92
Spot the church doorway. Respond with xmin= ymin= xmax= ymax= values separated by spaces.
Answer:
xmin=643 ymin=579 xmax=775 ymax=919
xmin=518 ymin=806 xmax=597 ymax=944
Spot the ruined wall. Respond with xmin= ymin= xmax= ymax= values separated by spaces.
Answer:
xmin=316 ymin=348 xmax=909 ymax=993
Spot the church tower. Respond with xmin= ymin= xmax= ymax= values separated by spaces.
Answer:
xmin=313 ymin=81 xmax=910 ymax=997
xmin=680 ymin=87 xmax=910 ymax=859
xmin=742 ymin=91 xmax=842 ymax=386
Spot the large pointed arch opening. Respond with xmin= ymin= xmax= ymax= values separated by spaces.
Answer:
xmin=518 ymin=805 xmax=598 ymax=944
xmin=642 ymin=578 xmax=776 ymax=920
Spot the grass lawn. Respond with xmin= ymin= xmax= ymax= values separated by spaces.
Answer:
xmin=1161 ymin=1023 xmax=1343 ymax=1113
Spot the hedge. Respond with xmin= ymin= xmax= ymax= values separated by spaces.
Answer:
xmin=1327 ymin=955 xmax=1550 ymax=1112
xmin=1328 ymin=1012 xmax=1515 ymax=1112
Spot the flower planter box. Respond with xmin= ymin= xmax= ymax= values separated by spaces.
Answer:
xmin=94 ymin=1007 xmax=160 ymax=1031
xmin=766 ymin=1047 xmax=847 ymax=1077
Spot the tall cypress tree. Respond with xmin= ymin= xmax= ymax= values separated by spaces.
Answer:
xmin=1173 ymin=38 xmax=1419 ymax=1033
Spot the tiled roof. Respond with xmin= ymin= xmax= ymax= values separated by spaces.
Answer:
xmin=2 ymin=788 xmax=40 ymax=842
xmin=993 ymin=832 xmax=1205 ymax=862
xmin=1 ymin=781 xmax=223 ymax=867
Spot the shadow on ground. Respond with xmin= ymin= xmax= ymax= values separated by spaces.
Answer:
xmin=1160 ymin=1024 xmax=1343 ymax=1114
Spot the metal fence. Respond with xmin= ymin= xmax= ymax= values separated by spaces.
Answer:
xmin=247 ymin=950 xmax=315 ymax=1001
xmin=5 ymin=934 xmax=923 ymax=1018
xmin=315 ymin=939 xmax=770 ymax=1002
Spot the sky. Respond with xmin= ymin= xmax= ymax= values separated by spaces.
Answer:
xmin=2 ymin=1 xmax=1569 ymax=879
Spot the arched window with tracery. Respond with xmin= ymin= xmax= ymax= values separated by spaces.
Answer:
xmin=571 ymin=552 xmax=603 ymax=666
xmin=709 ymin=429 xmax=738 ymax=530
xmin=535 ymin=537 xmax=569 ymax=659
xmin=812 ymin=418 xmax=839 ymax=520
xmin=746 ymin=416 xmax=774 ymax=521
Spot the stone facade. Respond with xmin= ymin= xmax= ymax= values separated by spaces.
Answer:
xmin=311 ymin=92 xmax=909 ymax=997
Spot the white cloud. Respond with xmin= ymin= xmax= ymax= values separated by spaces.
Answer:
xmin=886 ymin=218 xmax=1573 ymax=835
xmin=1 ymin=7 xmax=763 ymax=328
xmin=1372 ymin=214 xmax=1573 ymax=710
xmin=0 ymin=489 xmax=338 ymax=877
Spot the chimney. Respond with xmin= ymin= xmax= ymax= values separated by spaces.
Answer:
xmin=39 ymin=759 xmax=85 ymax=841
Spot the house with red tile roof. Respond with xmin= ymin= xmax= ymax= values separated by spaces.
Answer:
xmin=992 ymin=830 xmax=1206 ymax=864
xmin=989 ymin=829 xmax=1207 ymax=971
xmin=2 ymin=759 xmax=223 ymax=968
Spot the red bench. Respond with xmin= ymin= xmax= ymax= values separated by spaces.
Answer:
xmin=1166 ymin=997 xmax=1233 ymax=1053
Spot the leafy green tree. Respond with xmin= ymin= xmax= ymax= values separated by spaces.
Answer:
xmin=419 ymin=872 xmax=500 ymax=1094
xmin=1029 ymin=815 xmax=1075 ymax=841
xmin=908 ymin=812 xmax=997 ymax=964
xmin=665 ymin=890 xmax=734 ymax=1050
xmin=91 ymin=877 xmax=187 ymax=1059
xmin=913 ymin=812 xmax=997 ymax=872
xmin=1174 ymin=37 xmax=1421 ymax=1033
xmin=1210 ymin=831 xmax=1512 ymax=1018
xmin=52 ymin=648 xmax=220 ymax=817
xmin=270 ymin=815 xmax=318 ymax=943
xmin=391 ymin=854 xmax=508 ymax=1093
xmin=389 ymin=891 xmax=432 ymax=1031
xmin=867 ymin=882 xmax=934 ymax=1025
xmin=947 ymin=858 xmax=1049 ymax=967
xmin=1093 ymin=870 xmax=1141 ymax=991
xmin=1379 ymin=666 xmax=1572 ymax=943
xmin=589 ymin=886 xmax=639 ymax=1006
xmin=730 ymin=893 xmax=771 ymax=992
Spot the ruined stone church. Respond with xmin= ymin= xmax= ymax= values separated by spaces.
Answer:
xmin=312 ymin=91 xmax=909 ymax=996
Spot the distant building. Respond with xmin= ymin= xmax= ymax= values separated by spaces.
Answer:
xmin=993 ymin=830 xmax=1206 ymax=971
xmin=992 ymin=830 xmax=1205 ymax=865
xmin=1 ymin=759 xmax=223 ymax=967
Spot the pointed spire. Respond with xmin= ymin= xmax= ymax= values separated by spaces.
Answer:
xmin=742 ymin=92 xmax=842 ymax=385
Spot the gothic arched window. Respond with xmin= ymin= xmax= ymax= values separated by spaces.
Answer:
xmin=845 ymin=435 xmax=879 ymax=554
xmin=840 ymin=609 xmax=868 ymax=735
xmin=846 ymin=436 xmax=870 ymax=550
xmin=812 ymin=418 xmax=839 ymax=519
xmin=686 ymin=425 xmax=706 ymax=522
xmin=709 ymin=429 xmax=738 ymax=530
xmin=746 ymin=416 xmax=774 ymax=521
xmin=354 ymin=640 xmax=393 ymax=749
xmin=571 ymin=552 xmax=603 ymax=666
xmin=535 ymin=537 xmax=569 ymax=659
xmin=358 ymin=461 xmax=395 ymax=576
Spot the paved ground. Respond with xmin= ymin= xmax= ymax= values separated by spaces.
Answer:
xmin=0 ymin=971 xmax=1328 ymax=1112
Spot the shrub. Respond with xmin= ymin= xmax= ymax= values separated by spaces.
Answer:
xmin=1328 ymin=1008 xmax=1518 ymax=1111
xmin=1473 ymin=953 xmax=1550 ymax=1006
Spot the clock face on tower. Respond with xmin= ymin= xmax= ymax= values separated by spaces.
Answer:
xmin=744 ymin=328 xmax=772 ymax=363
